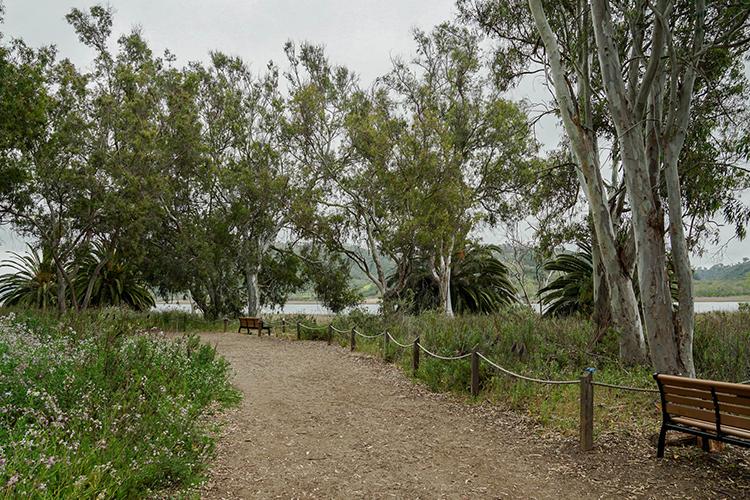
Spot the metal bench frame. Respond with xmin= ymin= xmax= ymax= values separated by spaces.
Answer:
xmin=654 ymin=373 xmax=750 ymax=457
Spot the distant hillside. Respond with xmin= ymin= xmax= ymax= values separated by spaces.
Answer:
xmin=292 ymin=246 xmax=750 ymax=301
xmin=694 ymin=259 xmax=750 ymax=281
xmin=694 ymin=259 xmax=750 ymax=297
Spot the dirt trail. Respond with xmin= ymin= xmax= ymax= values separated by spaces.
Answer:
xmin=197 ymin=332 xmax=749 ymax=499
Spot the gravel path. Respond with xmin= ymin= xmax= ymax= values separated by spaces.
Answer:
xmin=196 ymin=332 xmax=750 ymax=499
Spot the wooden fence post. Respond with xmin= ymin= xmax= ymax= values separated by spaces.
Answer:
xmin=281 ymin=318 xmax=286 ymax=336
xmin=223 ymin=318 xmax=228 ymax=333
xmin=296 ymin=322 xmax=301 ymax=340
xmin=580 ymin=370 xmax=594 ymax=451
xmin=327 ymin=324 xmax=333 ymax=345
xmin=350 ymin=329 xmax=356 ymax=351
xmin=412 ymin=336 xmax=420 ymax=375
xmin=383 ymin=331 xmax=390 ymax=362
xmin=471 ymin=347 xmax=480 ymax=397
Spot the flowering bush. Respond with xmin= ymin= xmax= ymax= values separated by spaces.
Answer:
xmin=0 ymin=308 xmax=240 ymax=497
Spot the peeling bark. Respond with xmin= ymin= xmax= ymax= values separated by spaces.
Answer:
xmin=528 ymin=0 xmax=646 ymax=363
xmin=590 ymin=0 xmax=698 ymax=375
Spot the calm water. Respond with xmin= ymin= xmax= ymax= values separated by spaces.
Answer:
xmin=154 ymin=301 xmax=743 ymax=315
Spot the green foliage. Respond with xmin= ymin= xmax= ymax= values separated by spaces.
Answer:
xmin=0 ymin=308 xmax=240 ymax=497
xmin=259 ymin=250 xmax=307 ymax=310
xmin=692 ymin=260 xmax=750 ymax=297
xmin=73 ymin=243 xmax=155 ymax=311
xmin=538 ymin=244 xmax=593 ymax=317
xmin=693 ymin=310 xmax=750 ymax=382
xmin=695 ymin=259 xmax=750 ymax=281
xmin=302 ymin=246 xmax=362 ymax=314
xmin=0 ymin=244 xmax=156 ymax=312
xmin=137 ymin=310 xmax=226 ymax=333
xmin=0 ymin=245 xmax=57 ymax=311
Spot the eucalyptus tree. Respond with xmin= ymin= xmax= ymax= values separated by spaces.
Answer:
xmin=528 ymin=0 xmax=750 ymax=374
xmin=192 ymin=53 xmax=292 ymax=316
xmin=0 ymin=13 xmax=51 ymax=201
xmin=0 ymin=34 xmax=95 ymax=313
xmin=460 ymin=0 xmax=750 ymax=372
xmin=282 ymin=42 xmax=420 ymax=312
xmin=587 ymin=0 xmax=750 ymax=375
xmin=0 ymin=6 xmax=166 ymax=313
xmin=59 ymin=6 xmax=168 ymax=313
xmin=383 ymin=24 xmax=539 ymax=316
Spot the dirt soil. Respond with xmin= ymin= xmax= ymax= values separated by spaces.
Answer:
xmin=195 ymin=332 xmax=750 ymax=499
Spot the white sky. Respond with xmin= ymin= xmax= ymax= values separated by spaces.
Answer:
xmin=1 ymin=0 xmax=747 ymax=267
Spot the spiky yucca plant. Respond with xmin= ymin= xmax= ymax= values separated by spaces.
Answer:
xmin=74 ymin=243 xmax=155 ymax=311
xmin=0 ymin=244 xmax=58 ymax=311
xmin=396 ymin=244 xmax=517 ymax=315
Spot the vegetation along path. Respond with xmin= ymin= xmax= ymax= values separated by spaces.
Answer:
xmin=197 ymin=333 xmax=750 ymax=499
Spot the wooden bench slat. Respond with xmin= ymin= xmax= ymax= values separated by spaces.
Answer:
xmin=664 ymin=393 xmax=714 ymax=410
xmin=715 ymin=392 xmax=750 ymax=406
xmin=671 ymin=417 xmax=750 ymax=440
xmin=665 ymin=396 xmax=750 ymax=420
xmin=659 ymin=374 xmax=750 ymax=397
xmin=720 ymin=412 xmax=750 ymax=431
xmin=717 ymin=398 xmax=750 ymax=417
xmin=665 ymin=402 xmax=715 ymax=422
xmin=661 ymin=384 xmax=713 ymax=401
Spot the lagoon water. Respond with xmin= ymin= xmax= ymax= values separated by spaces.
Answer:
xmin=154 ymin=300 xmax=743 ymax=316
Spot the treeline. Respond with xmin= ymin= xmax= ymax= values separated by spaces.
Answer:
xmin=2 ymin=2 xmax=750 ymax=375
xmin=0 ymin=4 xmax=540 ymax=320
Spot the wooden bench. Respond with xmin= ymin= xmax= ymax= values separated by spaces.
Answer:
xmin=654 ymin=373 xmax=750 ymax=457
xmin=238 ymin=317 xmax=270 ymax=336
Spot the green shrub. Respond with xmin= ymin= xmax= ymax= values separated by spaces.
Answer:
xmin=138 ymin=309 xmax=225 ymax=333
xmin=0 ymin=308 xmax=240 ymax=497
xmin=330 ymin=307 xmax=750 ymax=434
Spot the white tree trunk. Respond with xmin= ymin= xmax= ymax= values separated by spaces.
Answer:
xmin=439 ymin=267 xmax=454 ymax=317
xmin=660 ymin=0 xmax=704 ymax=377
xmin=664 ymin=149 xmax=695 ymax=375
xmin=590 ymin=0 xmax=695 ymax=374
xmin=245 ymin=265 xmax=260 ymax=317
xmin=528 ymin=0 xmax=646 ymax=363
xmin=244 ymin=236 xmax=271 ymax=317
xmin=431 ymin=237 xmax=455 ymax=317
xmin=56 ymin=265 xmax=67 ymax=315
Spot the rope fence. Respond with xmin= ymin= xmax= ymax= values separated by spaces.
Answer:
xmin=418 ymin=343 xmax=472 ymax=361
xmin=230 ymin=317 xmax=748 ymax=452
xmin=385 ymin=332 xmax=414 ymax=349
xmin=476 ymin=353 xmax=579 ymax=385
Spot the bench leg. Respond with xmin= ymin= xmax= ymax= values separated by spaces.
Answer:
xmin=237 ymin=326 xmax=241 ymax=334
xmin=656 ymin=424 xmax=668 ymax=458
xmin=701 ymin=437 xmax=710 ymax=452
xmin=258 ymin=328 xmax=261 ymax=337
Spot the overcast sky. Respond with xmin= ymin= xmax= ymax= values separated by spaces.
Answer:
xmin=1 ymin=0 xmax=747 ymax=266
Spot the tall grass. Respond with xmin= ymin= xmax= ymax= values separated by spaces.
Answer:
xmin=0 ymin=308 xmax=240 ymax=498
xmin=329 ymin=307 xmax=750 ymax=434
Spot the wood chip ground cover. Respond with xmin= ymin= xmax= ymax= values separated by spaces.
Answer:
xmin=191 ymin=332 xmax=750 ymax=499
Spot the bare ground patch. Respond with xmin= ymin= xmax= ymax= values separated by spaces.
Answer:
xmin=195 ymin=332 xmax=750 ymax=499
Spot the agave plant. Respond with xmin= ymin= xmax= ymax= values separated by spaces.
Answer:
xmin=538 ymin=243 xmax=594 ymax=317
xmin=74 ymin=243 xmax=155 ymax=311
xmin=394 ymin=243 xmax=517 ymax=315
xmin=0 ymin=244 xmax=58 ymax=311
